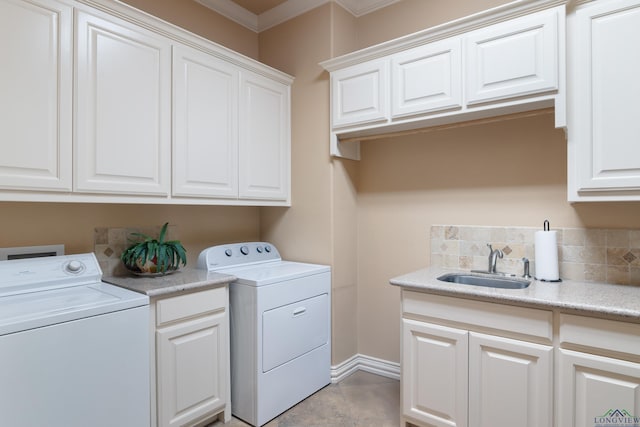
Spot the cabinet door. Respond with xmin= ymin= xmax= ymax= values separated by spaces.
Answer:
xmin=75 ymin=8 xmax=171 ymax=195
xmin=469 ymin=332 xmax=553 ymax=427
xmin=238 ymin=70 xmax=290 ymax=201
xmin=559 ymin=349 xmax=640 ymax=427
xmin=568 ymin=0 xmax=640 ymax=198
xmin=391 ymin=38 xmax=462 ymax=118
xmin=402 ymin=318 xmax=468 ymax=427
xmin=331 ymin=59 xmax=389 ymax=128
xmin=0 ymin=0 xmax=72 ymax=191
xmin=173 ymin=44 xmax=238 ymax=198
xmin=465 ymin=7 xmax=560 ymax=105
xmin=156 ymin=311 xmax=228 ymax=427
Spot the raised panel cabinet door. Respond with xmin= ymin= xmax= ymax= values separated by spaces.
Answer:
xmin=0 ymin=0 xmax=72 ymax=191
xmin=558 ymin=349 xmax=640 ymax=427
xmin=238 ymin=70 xmax=290 ymax=202
xmin=156 ymin=311 xmax=228 ymax=427
xmin=173 ymin=44 xmax=239 ymax=198
xmin=75 ymin=8 xmax=171 ymax=195
xmin=391 ymin=37 xmax=462 ymax=118
xmin=569 ymin=0 xmax=640 ymax=196
xmin=331 ymin=59 xmax=389 ymax=128
xmin=468 ymin=332 xmax=553 ymax=427
xmin=465 ymin=7 xmax=560 ymax=105
xmin=402 ymin=318 xmax=468 ymax=427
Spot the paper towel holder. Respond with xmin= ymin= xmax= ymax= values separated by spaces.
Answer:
xmin=535 ymin=219 xmax=563 ymax=282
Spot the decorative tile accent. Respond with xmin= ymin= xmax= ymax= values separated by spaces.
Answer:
xmin=430 ymin=225 xmax=640 ymax=286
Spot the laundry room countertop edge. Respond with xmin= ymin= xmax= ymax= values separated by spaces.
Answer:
xmin=104 ymin=268 xmax=235 ymax=297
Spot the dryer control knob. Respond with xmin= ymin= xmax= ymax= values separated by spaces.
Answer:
xmin=240 ymin=246 xmax=249 ymax=255
xmin=264 ymin=245 xmax=271 ymax=253
xmin=224 ymin=249 xmax=232 ymax=257
xmin=256 ymin=246 xmax=263 ymax=253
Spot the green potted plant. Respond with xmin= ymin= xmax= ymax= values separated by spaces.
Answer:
xmin=121 ymin=222 xmax=187 ymax=275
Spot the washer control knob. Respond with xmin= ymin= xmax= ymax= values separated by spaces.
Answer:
xmin=256 ymin=246 xmax=263 ymax=253
xmin=66 ymin=260 xmax=84 ymax=273
xmin=224 ymin=249 xmax=232 ymax=257
xmin=264 ymin=245 xmax=271 ymax=253
xmin=240 ymin=246 xmax=249 ymax=255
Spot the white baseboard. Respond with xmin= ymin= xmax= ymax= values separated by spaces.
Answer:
xmin=331 ymin=353 xmax=400 ymax=383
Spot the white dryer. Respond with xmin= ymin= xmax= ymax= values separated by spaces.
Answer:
xmin=197 ymin=242 xmax=331 ymax=427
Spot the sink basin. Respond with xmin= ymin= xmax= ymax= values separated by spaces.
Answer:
xmin=437 ymin=273 xmax=530 ymax=289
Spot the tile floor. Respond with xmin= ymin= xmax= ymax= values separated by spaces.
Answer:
xmin=208 ymin=370 xmax=400 ymax=427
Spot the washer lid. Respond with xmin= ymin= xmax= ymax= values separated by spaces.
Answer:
xmin=0 ymin=283 xmax=148 ymax=336
xmin=220 ymin=261 xmax=330 ymax=286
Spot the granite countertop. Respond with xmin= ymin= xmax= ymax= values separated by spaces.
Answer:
xmin=390 ymin=266 xmax=640 ymax=323
xmin=104 ymin=268 xmax=236 ymax=298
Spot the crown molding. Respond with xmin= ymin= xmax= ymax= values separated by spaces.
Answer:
xmin=196 ymin=0 xmax=398 ymax=33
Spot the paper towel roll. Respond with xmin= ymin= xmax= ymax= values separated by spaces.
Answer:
xmin=535 ymin=230 xmax=559 ymax=281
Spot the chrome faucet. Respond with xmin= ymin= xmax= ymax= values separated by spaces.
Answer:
xmin=487 ymin=243 xmax=503 ymax=274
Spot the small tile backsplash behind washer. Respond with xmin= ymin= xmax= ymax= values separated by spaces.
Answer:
xmin=430 ymin=225 xmax=640 ymax=286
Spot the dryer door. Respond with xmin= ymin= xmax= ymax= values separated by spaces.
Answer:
xmin=262 ymin=293 xmax=329 ymax=372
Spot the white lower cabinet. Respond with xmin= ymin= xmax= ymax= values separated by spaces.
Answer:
xmin=402 ymin=319 xmax=468 ymax=427
xmin=559 ymin=350 xmax=640 ymax=427
xmin=468 ymin=332 xmax=552 ymax=427
xmin=153 ymin=287 xmax=230 ymax=427
xmin=402 ymin=292 xmax=640 ymax=427
xmin=401 ymin=291 xmax=553 ymax=427
xmin=558 ymin=314 xmax=640 ymax=427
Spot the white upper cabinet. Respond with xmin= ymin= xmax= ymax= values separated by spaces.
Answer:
xmin=172 ymin=44 xmax=239 ymax=199
xmin=465 ymin=7 xmax=560 ymax=105
xmin=74 ymin=7 xmax=172 ymax=196
xmin=0 ymin=0 xmax=72 ymax=191
xmin=568 ymin=0 xmax=640 ymax=201
xmin=321 ymin=3 xmax=566 ymax=160
xmin=391 ymin=37 xmax=462 ymax=118
xmin=239 ymin=70 xmax=291 ymax=202
xmin=331 ymin=59 xmax=389 ymax=129
xmin=0 ymin=0 xmax=292 ymax=205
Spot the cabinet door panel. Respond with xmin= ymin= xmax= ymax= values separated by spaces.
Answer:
xmin=392 ymin=38 xmax=462 ymax=118
xmin=239 ymin=71 xmax=290 ymax=201
xmin=402 ymin=318 xmax=468 ymax=427
xmin=559 ymin=349 xmax=640 ymax=427
xmin=331 ymin=59 xmax=389 ymax=128
xmin=466 ymin=8 xmax=559 ymax=105
xmin=571 ymin=0 xmax=640 ymax=194
xmin=173 ymin=45 xmax=238 ymax=198
xmin=0 ymin=0 xmax=72 ymax=191
xmin=75 ymin=9 xmax=171 ymax=195
xmin=157 ymin=312 xmax=228 ymax=427
xmin=469 ymin=332 xmax=552 ymax=427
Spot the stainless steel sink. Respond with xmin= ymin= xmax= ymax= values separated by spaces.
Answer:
xmin=437 ymin=273 xmax=530 ymax=289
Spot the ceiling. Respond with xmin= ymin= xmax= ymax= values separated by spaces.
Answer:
xmin=195 ymin=0 xmax=400 ymax=32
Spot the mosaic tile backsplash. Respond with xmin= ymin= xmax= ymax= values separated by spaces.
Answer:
xmin=94 ymin=225 xmax=180 ymax=276
xmin=431 ymin=225 xmax=640 ymax=286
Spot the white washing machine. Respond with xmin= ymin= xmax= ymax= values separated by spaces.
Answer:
xmin=0 ymin=253 xmax=150 ymax=427
xmin=197 ymin=242 xmax=331 ymax=427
